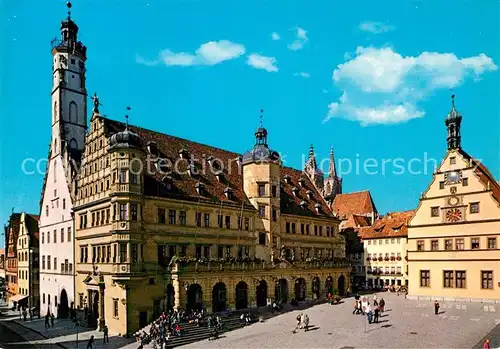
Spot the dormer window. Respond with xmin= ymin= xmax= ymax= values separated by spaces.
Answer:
xmin=195 ymin=182 xmax=205 ymax=195
xmin=162 ymin=175 xmax=173 ymax=190
xmin=147 ymin=141 xmax=158 ymax=155
xmin=299 ymin=200 xmax=307 ymax=209
xmin=306 ymin=190 xmax=313 ymax=199
xmin=314 ymin=203 xmax=321 ymax=214
xmin=179 ymin=148 xmax=189 ymax=159
xmin=187 ymin=162 xmax=196 ymax=177
xmin=224 ymin=187 xmax=233 ymax=200
xmin=291 ymin=187 xmax=299 ymax=196
xmin=206 ymin=155 xmax=215 ymax=166
xmin=236 ymin=156 xmax=242 ymax=167
xmin=298 ymin=177 xmax=306 ymax=187
xmin=215 ymin=171 xmax=224 ymax=182
xmin=283 ymin=174 xmax=291 ymax=184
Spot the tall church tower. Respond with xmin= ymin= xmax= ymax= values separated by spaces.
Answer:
xmin=445 ymin=94 xmax=462 ymax=150
xmin=323 ymin=146 xmax=342 ymax=201
xmin=51 ymin=1 xmax=87 ymax=156
xmin=303 ymin=145 xmax=324 ymax=191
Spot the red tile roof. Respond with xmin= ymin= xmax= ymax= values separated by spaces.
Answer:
xmin=458 ymin=149 xmax=500 ymax=206
xmin=101 ymin=117 xmax=334 ymax=218
xmin=358 ymin=210 xmax=415 ymax=239
xmin=332 ymin=190 xmax=377 ymax=218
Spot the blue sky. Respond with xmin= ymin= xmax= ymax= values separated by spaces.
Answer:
xmin=1 ymin=0 xmax=499 ymax=246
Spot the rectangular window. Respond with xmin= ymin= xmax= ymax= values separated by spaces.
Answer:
xmin=204 ymin=213 xmax=210 ymax=228
xmin=258 ymin=184 xmax=266 ymax=197
xmin=106 ymin=208 xmax=110 ymax=223
xmin=158 ymin=208 xmax=166 ymax=224
xmin=47 ymin=256 xmax=51 ymax=270
xmin=60 ymin=229 xmax=64 ymax=243
xmin=113 ymin=299 xmax=119 ymax=318
xmin=130 ymin=173 xmax=137 ymax=184
xmin=286 ymin=222 xmax=290 ymax=233
xmin=244 ymin=217 xmax=249 ymax=231
xmin=319 ymin=226 xmax=323 ymax=236
xmin=179 ymin=211 xmax=187 ymax=225
xmin=218 ymin=215 xmax=223 ymax=228
xmin=488 ymin=237 xmax=497 ymax=249
xmin=471 ymin=238 xmax=480 ymax=250
xmin=119 ymin=244 xmax=127 ymax=262
xmin=271 ymin=185 xmax=277 ymax=197
xmin=455 ymin=271 xmax=466 ymax=288
xmin=443 ymin=270 xmax=454 ymax=288
xmin=462 ymin=178 xmax=468 ymax=186
xmin=431 ymin=240 xmax=439 ymax=251
xmin=306 ymin=224 xmax=310 ymax=235
xmin=431 ymin=206 xmax=439 ymax=217
xmin=301 ymin=224 xmax=305 ymax=234
xmin=291 ymin=223 xmax=296 ymax=234
xmin=217 ymin=245 xmax=224 ymax=259
xmin=225 ymin=216 xmax=231 ymax=229
xmin=439 ymin=181 xmax=445 ymax=189
xmin=237 ymin=216 xmax=242 ymax=230
xmin=96 ymin=212 xmax=100 ymax=225
xmin=455 ymin=238 xmax=464 ymax=250
xmin=470 ymin=202 xmax=480 ymax=214
xmin=481 ymin=271 xmax=493 ymax=289
xmin=120 ymin=204 xmax=127 ymax=220
xmin=119 ymin=170 xmax=127 ymax=183
xmin=42 ymin=256 xmax=45 ymax=269
xmin=450 ymin=156 xmax=456 ymax=165
xmin=168 ymin=209 xmax=176 ymax=224
xmin=195 ymin=212 xmax=202 ymax=227
xmin=54 ymin=230 xmax=57 ymax=243
xmin=42 ymin=233 xmax=44 ymax=244
xmin=417 ymin=240 xmax=424 ymax=251
xmin=258 ymin=205 xmax=265 ymax=217
xmin=272 ymin=208 xmax=277 ymax=222
xmin=314 ymin=225 xmax=318 ymax=236
xmin=258 ymin=232 xmax=266 ymax=245
xmin=131 ymin=244 xmax=138 ymax=263
xmin=444 ymin=239 xmax=453 ymax=250
xmin=420 ymin=270 xmax=430 ymax=287
xmin=131 ymin=204 xmax=138 ymax=220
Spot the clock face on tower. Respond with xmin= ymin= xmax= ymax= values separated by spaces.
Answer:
xmin=445 ymin=208 xmax=462 ymax=222
xmin=448 ymin=196 xmax=459 ymax=206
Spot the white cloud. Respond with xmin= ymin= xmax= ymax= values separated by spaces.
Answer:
xmin=325 ymin=46 xmax=497 ymax=125
xmin=293 ymin=72 xmax=310 ymax=78
xmin=288 ymin=27 xmax=308 ymax=51
xmin=271 ymin=32 xmax=280 ymax=41
xmin=359 ymin=21 xmax=394 ymax=34
xmin=247 ymin=54 xmax=279 ymax=72
xmin=135 ymin=54 xmax=159 ymax=67
xmin=139 ymin=40 xmax=246 ymax=67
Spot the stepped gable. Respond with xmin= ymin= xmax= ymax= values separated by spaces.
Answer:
xmin=358 ymin=210 xmax=415 ymax=239
xmin=102 ymin=117 xmax=332 ymax=218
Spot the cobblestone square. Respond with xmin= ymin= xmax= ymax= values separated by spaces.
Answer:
xmin=182 ymin=293 xmax=500 ymax=349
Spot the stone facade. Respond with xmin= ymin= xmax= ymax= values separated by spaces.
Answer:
xmin=17 ymin=213 xmax=40 ymax=308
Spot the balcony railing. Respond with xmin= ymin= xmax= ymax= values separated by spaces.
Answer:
xmin=113 ymin=183 xmax=142 ymax=194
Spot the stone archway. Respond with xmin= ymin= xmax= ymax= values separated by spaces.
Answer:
xmin=235 ymin=281 xmax=248 ymax=310
xmin=338 ymin=275 xmax=346 ymax=296
xmin=275 ymin=279 xmax=288 ymax=303
xmin=212 ymin=282 xmax=227 ymax=313
xmin=256 ymin=280 xmax=268 ymax=307
xmin=58 ymin=289 xmax=69 ymax=318
xmin=187 ymin=284 xmax=203 ymax=311
xmin=312 ymin=277 xmax=321 ymax=300
xmin=325 ymin=276 xmax=333 ymax=296
xmin=294 ymin=278 xmax=306 ymax=301
xmin=166 ymin=284 xmax=175 ymax=311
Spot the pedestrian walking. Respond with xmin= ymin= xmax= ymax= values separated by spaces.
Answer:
xmin=373 ymin=307 xmax=380 ymax=323
xmin=50 ymin=313 xmax=55 ymax=327
xmin=103 ymin=325 xmax=109 ymax=343
xmin=86 ymin=335 xmax=95 ymax=349
xmin=379 ymin=298 xmax=385 ymax=313
xmin=373 ymin=294 xmax=378 ymax=306
xmin=434 ymin=300 xmax=440 ymax=315
xmin=292 ymin=313 xmax=302 ymax=333
xmin=45 ymin=313 xmax=50 ymax=328
xmin=484 ymin=339 xmax=491 ymax=349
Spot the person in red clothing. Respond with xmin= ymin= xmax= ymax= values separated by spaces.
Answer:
xmin=484 ymin=339 xmax=491 ymax=349
xmin=434 ymin=300 xmax=440 ymax=315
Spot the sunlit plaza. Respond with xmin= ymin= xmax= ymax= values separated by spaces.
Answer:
xmin=181 ymin=293 xmax=500 ymax=349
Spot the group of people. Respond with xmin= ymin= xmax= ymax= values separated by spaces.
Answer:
xmin=292 ymin=312 xmax=310 ymax=333
xmin=353 ymin=294 xmax=385 ymax=324
xmin=44 ymin=312 xmax=56 ymax=328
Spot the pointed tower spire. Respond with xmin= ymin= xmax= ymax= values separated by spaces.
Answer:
xmin=125 ymin=106 xmax=131 ymax=130
xmin=309 ymin=144 xmax=314 ymax=158
xmin=445 ymin=94 xmax=462 ymax=150
xmin=327 ymin=146 xmax=337 ymax=178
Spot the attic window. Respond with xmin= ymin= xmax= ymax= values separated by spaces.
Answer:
xmin=195 ymin=182 xmax=205 ymax=195
xmin=314 ymin=203 xmax=321 ymax=214
xmin=299 ymin=200 xmax=307 ymax=209
xmin=187 ymin=162 xmax=196 ymax=177
xmin=162 ymin=175 xmax=173 ymax=190
xmin=298 ymin=177 xmax=306 ymax=187
xmin=306 ymin=189 xmax=313 ymax=199
xmin=283 ymin=174 xmax=291 ymax=184
xmin=206 ymin=155 xmax=215 ymax=165
xmin=224 ymin=187 xmax=233 ymax=200
xmin=291 ymin=187 xmax=299 ymax=196
xmin=215 ymin=171 xmax=224 ymax=182
xmin=179 ymin=148 xmax=189 ymax=159
xmin=147 ymin=141 xmax=158 ymax=155
xmin=236 ymin=156 xmax=242 ymax=167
